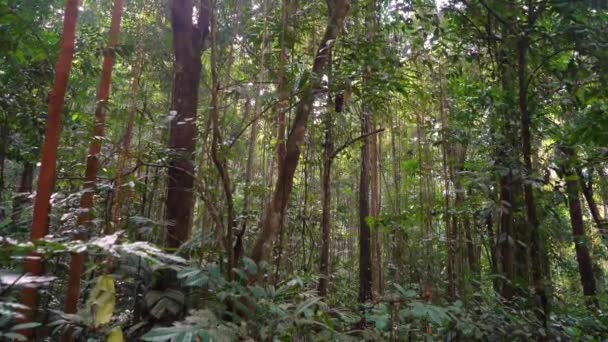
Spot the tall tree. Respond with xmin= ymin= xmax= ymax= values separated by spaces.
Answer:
xmin=64 ymin=0 xmax=124 ymax=318
xmin=251 ymin=0 xmax=351 ymax=264
xmin=19 ymin=0 xmax=80 ymax=334
xmin=165 ymin=0 xmax=210 ymax=248
xmin=559 ymin=145 xmax=597 ymax=298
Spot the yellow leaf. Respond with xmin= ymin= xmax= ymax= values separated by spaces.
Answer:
xmin=106 ymin=327 xmax=124 ymax=342
xmin=87 ymin=275 xmax=116 ymax=328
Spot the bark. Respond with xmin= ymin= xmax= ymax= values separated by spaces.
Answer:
xmin=560 ymin=146 xmax=597 ymax=297
xmin=319 ymin=48 xmax=334 ymax=297
xmin=19 ymin=0 xmax=79 ymax=334
xmin=63 ymin=0 xmax=124 ymax=320
xmin=359 ymin=84 xmax=373 ymax=303
xmin=235 ymin=96 xmax=255 ymax=262
xmin=370 ymin=117 xmax=382 ymax=298
xmin=165 ymin=0 xmax=209 ymax=248
xmin=208 ymin=2 xmax=236 ymax=270
xmin=0 ymin=123 xmax=6 ymax=221
xmin=579 ymin=169 xmax=608 ymax=245
xmin=251 ymin=0 xmax=350 ymax=264
xmin=111 ymin=8 xmax=146 ymax=228
xmin=518 ymin=34 xmax=548 ymax=326
xmin=485 ymin=211 xmax=500 ymax=293
xmin=11 ymin=162 xmax=35 ymax=225
xmin=275 ymin=0 xmax=291 ymax=180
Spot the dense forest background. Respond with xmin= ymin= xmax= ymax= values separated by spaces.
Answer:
xmin=1 ymin=0 xmax=608 ymax=340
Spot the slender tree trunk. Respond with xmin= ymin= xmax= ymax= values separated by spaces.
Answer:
xmin=111 ymin=7 xmax=146 ymax=229
xmin=518 ymin=35 xmax=548 ymax=326
xmin=359 ymin=86 xmax=373 ymax=303
xmin=370 ymin=118 xmax=382 ymax=298
xmin=251 ymin=0 xmax=350 ymax=265
xmin=209 ymin=1 xmax=235 ymax=271
xmin=12 ymin=162 xmax=34 ymax=225
xmin=560 ymin=146 xmax=597 ymax=298
xmin=165 ymin=0 xmax=209 ymax=248
xmin=485 ymin=211 xmax=500 ymax=293
xmin=319 ymin=45 xmax=334 ymax=297
xmin=64 ymin=0 xmax=124 ymax=319
xmin=579 ymin=169 xmax=608 ymax=245
xmin=0 ymin=123 xmax=6 ymax=221
xmin=235 ymin=95 xmax=255 ymax=262
xmin=19 ymin=0 xmax=79 ymax=335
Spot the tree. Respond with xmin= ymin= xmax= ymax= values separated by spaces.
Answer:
xmin=19 ymin=0 xmax=80 ymax=334
xmin=165 ymin=0 xmax=210 ymax=248
xmin=251 ymin=0 xmax=351 ymax=265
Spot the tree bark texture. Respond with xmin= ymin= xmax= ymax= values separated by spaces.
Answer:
xmin=165 ymin=0 xmax=209 ymax=248
xmin=20 ymin=0 xmax=79 ymax=335
xmin=251 ymin=0 xmax=350 ymax=264
xmin=560 ymin=146 xmax=597 ymax=297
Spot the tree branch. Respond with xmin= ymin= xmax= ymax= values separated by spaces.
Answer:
xmin=329 ymin=128 xmax=385 ymax=160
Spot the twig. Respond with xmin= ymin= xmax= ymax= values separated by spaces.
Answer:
xmin=329 ymin=128 xmax=385 ymax=160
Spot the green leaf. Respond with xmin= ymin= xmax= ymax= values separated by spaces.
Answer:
xmin=141 ymin=327 xmax=180 ymax=341
xmin=295 ymin=297 xmax=321 ymax=316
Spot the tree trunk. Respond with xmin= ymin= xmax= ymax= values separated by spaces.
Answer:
xmin=370 ymin=118 xmax=382 ymax=298
xmin=64 ymin=0 xmax=124 ymax=319
xmin=12 ymin=162 xmax=35 ymax=225
xmin=579 ymin=169 xmax=608 ymax=245
xmin=518 ymin=34 xmax=548 ymax=326
xmin=319 ymin=47 xmax=334 ymax=297
xmin=560 ymin=146 xmax=597 ymax=298
xmin=19 ymin=0 xmax=79 ymax=335
xmin=235 ymin=95 xmax=255 ymax=262
xmin=359 ymin=83 xmax=373 ymax=303
xmin=209 ymin=1 xmax=235 ymax=270
xmin=0 ymin=123 xmax=6 ymax=222
xmin=111 ymin=6 xmax=146 ymax=229
xmin=165 ymin=0 xmax=209 ymax=248
xmin=251 ymin=0 xmax=350 ymax=265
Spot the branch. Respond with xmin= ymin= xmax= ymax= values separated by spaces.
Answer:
xmin=329 ymin=128 xmax=385 ymax=160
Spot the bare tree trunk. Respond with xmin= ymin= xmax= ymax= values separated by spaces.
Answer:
xmin=0 ymin=123 xmax=6 ymax=222
xmin=64 ymin=0 xmax=124 ymax=321
xmin=235 ymin=95 xmax=255 ymax=262
xmin=112 ymin=5 xmax=146 ymax=229
xmin=251 ymin=0 xmax=350 ymax=265
xmin=518 ymin=34 xmax=548 ymax=326
xmin=12 ymin=162 xmax=34 ymax=225
xmin=165 ymin=0 xmax=209 ymax=248
xmin=209 ymin=1 xmax=235 ymax=270
xmin=359 ymin=88 xmax=373 ymax=303
xmin=370 ymin=118 xmax=382 ymax=298
xmin=560 ymin=146 xmax=597 ymax=298
xmin=19 ymin=0 xmax=79 ymax=336
xmin=319 ymin=46 xmax=334 ymax=297
xmin=579 ymin=169 xmax=608 ymax=245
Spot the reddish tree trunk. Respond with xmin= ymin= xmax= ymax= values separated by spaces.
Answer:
xmin=560 ymin=146 xmax=597 ymax=298
xmin=165 ymin=0 xmax=209 ymax=248
xmin=64 ymin=0 xmax=123 ymax=319
xmin=19 ymin=0 xmax=79 ymax=335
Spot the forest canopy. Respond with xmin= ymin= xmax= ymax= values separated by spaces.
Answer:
xmin=1 ymin=0 xmax=608 ymax=340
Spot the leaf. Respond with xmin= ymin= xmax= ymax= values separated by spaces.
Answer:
xmin=2 ymin=332 xmax=27 ymax=341
xmin=141 ymin=327 xmax=180 ymax=341
xmin=106 ymin=327 xmax=124 ymax=342
xmin=87 ymin=275 xmax=116 ymax=328
xmin=242 ymin=257 xmax=258 ymax=275
xmin=10 ymin=322 xmax=41 ymax=331
xmin=295 ymin=297 xmax=321 ymax=316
